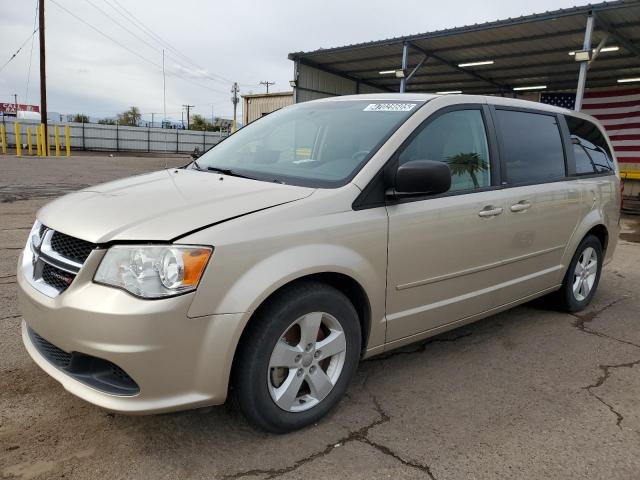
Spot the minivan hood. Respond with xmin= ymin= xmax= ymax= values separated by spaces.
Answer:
xmin=38 ymin=169 xmax=315 ymax=243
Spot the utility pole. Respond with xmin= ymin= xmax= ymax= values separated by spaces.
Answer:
xmin=39 ymin=0 xmax=47 ymax=130
xmin=182 ymin=104 xmax=194 ymax=129
xmin=259 ymin=81 xmax=275 ymax=94
xmin=13 ymin=94 xmax=18 ymax=112
xmin=231 ymin=82 xmax=239 ymax=131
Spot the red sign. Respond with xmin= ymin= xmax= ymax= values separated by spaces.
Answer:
xmin=0 ymin=103 xmax=40 ymax=114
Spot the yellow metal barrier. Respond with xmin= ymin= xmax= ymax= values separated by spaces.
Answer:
xmin=27 ymin=127 xmax=33 ymax=155
xmin=54 ymin=126 xmax=60 ymax=157
xmin=0 ymin=124 xmax=6 ymax=154
xmin=65 ymin=125 xmax=71 ymax=157
xmin=42 ymin=124 xmax=47 ymax=156
xmin=45 ymin=124 xmax=51 ymax=156
xmin=36 ymin=126 xmax=41 ymax=155
xmin=47 ymin=126 xmax=51 ymax=156
xmin=15 ymin=123 xmax=21 ymax=157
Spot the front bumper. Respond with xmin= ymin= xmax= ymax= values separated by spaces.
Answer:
xmin=18 ymin=250 xmax=245 ymax=414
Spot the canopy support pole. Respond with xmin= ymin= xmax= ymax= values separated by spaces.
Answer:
xmin=575 ymin=13 xmax=594 ymax=111
xmin=400 ymin=42 xmax=409 ymax=93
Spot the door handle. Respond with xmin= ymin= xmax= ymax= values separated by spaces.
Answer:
xmin=478 ymin=206 xmax=503 ymax=217
xmin=510 ymin=201 xmax=531 ymax=212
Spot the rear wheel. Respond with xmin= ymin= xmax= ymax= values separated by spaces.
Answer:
xmin=233 ymin=281 xmax=361 ymax=433
xmin=555 ymin=235 xmax=603 ymax=312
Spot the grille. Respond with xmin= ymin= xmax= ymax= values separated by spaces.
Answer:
xmin=30 ymin=331 xmax=72 ymax=368
xmin=28 ymin=328 xmax=140 ymax=396
xmin=50 ymin=231 xmax=94 ymax=264
xmin=42 ymin=263 xmax=75 ymax=293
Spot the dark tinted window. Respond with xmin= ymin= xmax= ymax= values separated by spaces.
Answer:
xmin=496 ymin=110 xmax=566 ymax=184
xmin=399 ymin=109 xmax=491 ymax=191
xmin=565 ymin=116 xmax=615 ymax=175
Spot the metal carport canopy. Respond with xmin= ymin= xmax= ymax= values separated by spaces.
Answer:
xmin=288 ymin=1 xmax=640 ymax=98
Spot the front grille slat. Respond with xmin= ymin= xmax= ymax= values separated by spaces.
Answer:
xmin=30 ymin=226 xmax=96 ymax=296
xmin=50 ymin=231 xmax=94 ymax=264
xmin=41 ymin=263 xmax=75 ymax=292
xmin=28 ymin=328 xmax=140 ymax=396
xmin=30 ymin=331 xmax=72 ymax=368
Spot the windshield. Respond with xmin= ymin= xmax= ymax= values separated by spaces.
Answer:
xmin=194 ymin=100 xmax=424 ymax=187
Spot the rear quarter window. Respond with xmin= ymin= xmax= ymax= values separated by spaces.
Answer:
xmin=565 ymin=115 xmax=615 ymax=175
xmin=495 ymin=109 xmax=566 ymax=185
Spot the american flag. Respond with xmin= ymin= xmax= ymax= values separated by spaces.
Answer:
xmin=541 ymin=90 xmax=640 ymax=164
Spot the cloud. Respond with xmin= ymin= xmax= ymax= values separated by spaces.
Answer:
xmin=0 ymin=0 xmax=589 ymax=121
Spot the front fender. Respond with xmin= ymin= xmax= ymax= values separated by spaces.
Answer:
xmin=190 ymin=243 xmax=385 ymax=346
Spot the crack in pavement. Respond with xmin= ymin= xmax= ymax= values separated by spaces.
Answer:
xmin=571 ymin=296 xmax=640 ymax=349
xmin=358 ymin=436 xmax=437 ymax=479
xmin=367 ymin=332 xmax=473 ymax=363
xmin=0 ymin=314 xmax=21 ymax=321
xmin=571 ymin=296 xmax=640 ymax=429
xmin=583 ymin=358 xmax=640 ymax=429
xmin=222 ymin=395 xmax=436 ymax=480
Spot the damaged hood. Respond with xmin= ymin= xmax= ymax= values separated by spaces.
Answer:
xmin=38 ymin=169 xmax=314 ymax=243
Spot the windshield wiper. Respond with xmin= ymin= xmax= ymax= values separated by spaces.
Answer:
xmin=207 ymin=166 xmax=255 ymax=180
xmin=192 ymin=159 xmax=204 ymax=171
xmin=206 ymin=166 xmax=285 ymax=184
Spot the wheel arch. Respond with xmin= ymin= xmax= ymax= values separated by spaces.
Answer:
xmin=585 ymin=224 xmax=609 ymax=253
xmin=236 ymin=272 xmax=372 ymax=358
xmin=562 ymin=208 xmax=611 ymax=276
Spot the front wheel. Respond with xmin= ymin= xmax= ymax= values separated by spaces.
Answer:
xmin=232 ymin=281 xmax=361 ymax=433
xmin=555 ymin=235 xmax=603 ymax=312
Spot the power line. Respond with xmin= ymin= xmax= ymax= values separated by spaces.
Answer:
xmin=50 ymin=0 xmax=160 ymax=68
xmin=102 ymin=0 xmax=255 ymax=89
xmin=49 ymin=0 xmax=230 ymax=95
xmin=88 ymin=0 xmax=240 ymax=91
xmin=0 ymin=28 xmax=39 ymax=76
xmin=82 ymin=0 xmax=166 ymax=57
xmin=25 ymin=0 xmax=39 ymax=105
xmin=107 ymin=0 xmax=201 ymax=70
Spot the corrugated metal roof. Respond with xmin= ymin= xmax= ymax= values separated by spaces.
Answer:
xmin=289 ymin=1 xmax=640 ymax=94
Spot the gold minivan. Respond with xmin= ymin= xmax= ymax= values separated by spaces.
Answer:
xmin=18 ymin=94 xmax=620 ymax=433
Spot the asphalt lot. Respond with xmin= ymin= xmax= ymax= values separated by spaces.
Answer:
xmin=1 ymin=154 xmax=640 ymax=479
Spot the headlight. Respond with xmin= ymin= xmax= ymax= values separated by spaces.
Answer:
xmin=27 ymin=220 xmax=43 ymax=250
xmin=94 ymin=245 xmax=212 ymax=298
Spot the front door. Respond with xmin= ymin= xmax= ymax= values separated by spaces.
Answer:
xmin=385 ymin=106 xmax=508 ymax=342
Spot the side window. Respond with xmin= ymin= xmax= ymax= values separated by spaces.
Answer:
xmin=496 ymin=110 xmax=566 ymax=184
xmin=399 ymin=109 xmax=491 ymax=191
xmin=565 ymin=115 xmax=615 ymax=175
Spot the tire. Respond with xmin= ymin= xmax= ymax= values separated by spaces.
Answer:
xmin=554 ymin=235 xmax=603 ymax=312
xmin=232 ymin=281 xmax=361 ymax=433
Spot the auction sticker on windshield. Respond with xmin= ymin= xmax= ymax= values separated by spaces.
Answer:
xmin=363 ymin=103 xmax=417 ymax=112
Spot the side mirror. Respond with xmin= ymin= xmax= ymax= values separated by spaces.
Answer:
xmin=392 ymin=160 xmax=451 ymax=196
xmin=191 ymin=148 xmax=201 ymax=160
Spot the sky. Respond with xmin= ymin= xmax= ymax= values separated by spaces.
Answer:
xmin=0 ymin=0 xmax=591 ymax=123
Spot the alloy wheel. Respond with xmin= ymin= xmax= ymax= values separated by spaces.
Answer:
xmin=267 ymin=311 xmax=347 ymax=412
xmin=572 ymin=246 xmax=598 ymax=301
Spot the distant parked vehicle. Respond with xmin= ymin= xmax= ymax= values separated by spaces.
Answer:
xmin=18 ymin=94 xmax=620 ymax=433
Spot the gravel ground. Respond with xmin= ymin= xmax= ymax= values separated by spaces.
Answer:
xmin=1 ymin=154 xmax=640 ymax=479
